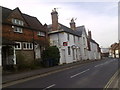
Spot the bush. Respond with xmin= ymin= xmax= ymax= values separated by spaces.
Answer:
xmin=41 ymin=46 xmax=60 ymax=67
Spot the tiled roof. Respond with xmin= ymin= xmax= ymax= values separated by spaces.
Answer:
xmin=48 ymin=23 xmax=85 ymax=37
xmin=111 ymin=43 xmax=120 ymax=50
xmin=22 ymin=14 xmax=45 ymax=31
xmin=59 ymin=23 xmax=81 ymax=36
xmin=1 ymin=6 xmax=12 ymax=22
xmin=1 ymin=6 xmax=46 ymax=32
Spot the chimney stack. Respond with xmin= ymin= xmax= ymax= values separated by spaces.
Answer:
xmin=88 ymin=30 xmax=92 ymax=39
xmin=70 ymin=18 xmax=76 ymax=30
xmin=51 ymin=8 xmax=58 ymax=31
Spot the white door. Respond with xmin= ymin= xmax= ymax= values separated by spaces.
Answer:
xmin=61 ymin=49 xmax=66 ymax=64
xmin=72 ymin=48 xmax=75 ymax=60
xmin=35 ymin=45 xmax=41 ymax=59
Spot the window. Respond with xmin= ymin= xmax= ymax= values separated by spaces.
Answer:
xmin=12 ymin=19 xmax=24 ymax=26
xmin=73 ymin=36 xmax=75 ymax=43
xmin=68 ymin=46 xmax=71 ymax=55
xmin=15 ymin=42 xmax=21 ymax=50
xmin=14 ymin=27 xmax=23 ymax=33
xmin=37 ymin=31 xmax=45 ymax=36
xmin=67 ymin=33 xmax=70 ymax=41
xmin=23 ymin=42 xmax=33 ymax=50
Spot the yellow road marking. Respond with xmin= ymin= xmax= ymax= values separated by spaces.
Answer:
xmin=103 ymin=69 xmax=119 ymax=90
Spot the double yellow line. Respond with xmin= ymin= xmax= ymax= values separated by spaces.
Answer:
xmin=103 ymin=69 xmax=119 ymax=90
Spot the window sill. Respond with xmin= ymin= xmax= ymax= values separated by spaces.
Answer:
xmin=14 ymin=32 xmax=23 ymax=34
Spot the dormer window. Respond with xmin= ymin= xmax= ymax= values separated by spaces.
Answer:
xmin=37 ymin=31 xmax=45 ymax=36
xmin=12 ymin=19 xmax=24 ymax=26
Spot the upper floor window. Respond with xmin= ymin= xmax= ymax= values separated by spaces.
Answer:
xmin=73 ymin=36 xmax=75 ymax=43
xmin=15 ymin=42 xmax=21 ymax=50
xmin=37 ymin=31 xmax=45 ymax=36
xmin=13 ymin=26 xmax=23 ymax=33
xmin=68 ymin=46 xmax=71 ymax=55
xmin=12 ymin=19 xmax=24 ymax=26
xmin=67 ymin=33 xmax=70 ymax=41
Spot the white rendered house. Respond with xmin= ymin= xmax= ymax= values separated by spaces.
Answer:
xmin=48 ymin=8 xmax=101 ymax=64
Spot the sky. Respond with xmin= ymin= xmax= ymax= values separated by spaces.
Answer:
xmin=0 ymin=0 xmax=119 ymax=48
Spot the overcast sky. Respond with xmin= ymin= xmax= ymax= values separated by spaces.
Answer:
xmin=0 ymin=0 xmax=118 ymax=48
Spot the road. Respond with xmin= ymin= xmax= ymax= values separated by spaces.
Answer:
xmin=3 ymin=58 xmax=119 ymax=89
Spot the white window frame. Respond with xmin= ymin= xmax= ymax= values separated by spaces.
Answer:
xmin=37 ymin=31 xmax=45 ymax=36
xmin=23 ymin=42 xmax=33 ymax=50
xmin=14 ymin=27 xmax=23 ymax=33
xmin=15 ymin=42 xmax=22 ymax=50
xmin=12 ymin=19 xmax=24 ymax=26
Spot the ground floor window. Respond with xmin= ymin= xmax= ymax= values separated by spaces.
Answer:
xmin=23 ymin=42 xmax=33 ymax=50
xmin=15 ymin=42 xmax=21 ymax=50
xmin=68 ymin=46 xmax=71 ymax=55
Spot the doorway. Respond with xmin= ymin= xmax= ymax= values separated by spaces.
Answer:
xmin=2 ymin=46 xmax=14 ymax=70
xmin=61 ymin=49 xmax=66 ymax=64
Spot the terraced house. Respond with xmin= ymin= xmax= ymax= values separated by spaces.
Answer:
xmin=48 ymin=8 xmax=101 ymax=64
xmin=1 ymin=6 xmax=49 ymax=70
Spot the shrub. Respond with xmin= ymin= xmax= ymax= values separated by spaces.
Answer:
xmin=41 ymin=46 xmax=60 ymax=67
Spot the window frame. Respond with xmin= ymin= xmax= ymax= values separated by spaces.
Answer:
xmin=15 ymin=42 xmax=22 ymax=50
xmin=12 ymin=18 xmax=24 ymax=26
xmin=23 ymin=42 xmax=33 ymax=50
xmin=37 ymin=31 xmax=45 ymax=36
xmin=13 ymin=26 xmax=23 ymax=33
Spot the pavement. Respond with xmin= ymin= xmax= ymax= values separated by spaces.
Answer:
xmin=2 ymin=58 xmax=119 ymax=89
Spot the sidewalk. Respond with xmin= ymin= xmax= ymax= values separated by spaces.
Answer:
xmin=2 ymin=59 xmax=98 ymax=84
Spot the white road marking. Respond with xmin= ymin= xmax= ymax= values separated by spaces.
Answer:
xmin=43 ymin=84 xmax=56 ymax=90
xmin=94 ymin=59 xmax=116 ymax=68
xmin=70 ymin=69 xmax=90 ymax=78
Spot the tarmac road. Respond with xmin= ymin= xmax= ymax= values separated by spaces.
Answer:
xmin=3 ymin=58 xmax=119 ymax=89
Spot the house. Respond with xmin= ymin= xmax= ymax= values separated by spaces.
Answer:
xmin=101 ymin=48 xmax=109 ymax=57
xmin=48 ymin=8 xmax=101 ymax=64
xmin=87 ymin=31 xmax=101 ymax=60
xmin=109 ymin=43 xmax=120 ymax=58
xmin=1 ymin=6 xmax=49 ymax=70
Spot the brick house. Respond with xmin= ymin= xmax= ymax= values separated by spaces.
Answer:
xmin=1 ymin=6 xmax=49 ymax=70
xmin=109 ymin=42 xmax=120 ymax=58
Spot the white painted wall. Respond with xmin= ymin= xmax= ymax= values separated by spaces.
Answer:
xmin=49 ymin=31 xmax=82 ymax=64
xmin=49 ymin=29 xmax=101 ymax=64
xmin=115 ymin=50 xmax=119 ymax=58
xmin=0 ymin=46 xmax=1 ymax=66
xmin=89 ymin=41 xmax=101 ymax=60
xmin=13 ymin=47 xmax=16 ymax=64
xmin=79 ymin=31 xmax=89 ymax=60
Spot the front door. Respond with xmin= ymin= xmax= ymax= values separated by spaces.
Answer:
xmin=72 ymin=48 xmax=75 ymax=60
xmin=35 ymin=44 xmax=41 ymax=59
xmin=61 ymin=49 xmax=66 ymax=64
xmin=2 ymin=46 xmax=14 ymax=70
